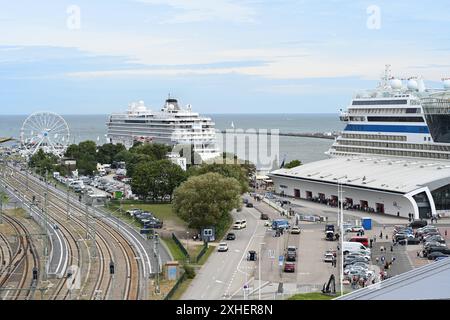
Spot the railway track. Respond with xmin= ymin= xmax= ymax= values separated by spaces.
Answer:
xmin=0 ymin=214 xmax=40 ymax=300
xmin=2 ymin=166 xmax=141 ymax=300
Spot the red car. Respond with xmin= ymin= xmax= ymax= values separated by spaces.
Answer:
xmin=284 ymin=262 xmax=295 ymax=273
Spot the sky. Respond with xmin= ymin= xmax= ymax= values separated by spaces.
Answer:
xmin=1 ymin=0 xmax=450 ymax=114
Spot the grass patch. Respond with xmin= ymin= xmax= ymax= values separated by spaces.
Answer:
xmin=168 ymin=278 xmax=193 ymax=300
xmin=162 ymin=237 xmax=188 ymax=263
xmin=195 ymin=246 xmax=215 ymax=265
xmin=288 ymin=292 xmax=347 ymax=300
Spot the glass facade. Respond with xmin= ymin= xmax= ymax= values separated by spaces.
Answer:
xmin=413 ymin=192 xmax=432 ymax=219
xmin=431 ymin=184 xmax=450 ymax=211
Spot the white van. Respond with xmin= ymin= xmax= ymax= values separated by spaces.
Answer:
xmin=342 ymin=241 xmax=371 ymax=256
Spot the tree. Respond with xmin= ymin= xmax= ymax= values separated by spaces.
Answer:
xmin=64 ymin=140 xmax=98 ymax=175
xmin=131 ymin=160 xmax=186 ymax=200
xmin=188 ymin=163 xmax=249 ymax=193
xmin=130 ymin=143 xmax=171 ymax=161
xmin=97 ymin=143 xmax=126 ymax=164
xmin=172 ymin=172 xmax=241 ymax=230
xmin=29 ymin=149 xmax=58 ymax=175
xmin=284 ymin=159 xmax=302 ymax=169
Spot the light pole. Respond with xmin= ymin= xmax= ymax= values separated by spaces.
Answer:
xmin=338 ymin=180 xmax=344 ymax=297
xmin=258 ymin=242 xmax=265 ymax=300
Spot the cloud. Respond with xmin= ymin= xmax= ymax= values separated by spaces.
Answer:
xmin=136 ymin=0 xmax=256 ymax=23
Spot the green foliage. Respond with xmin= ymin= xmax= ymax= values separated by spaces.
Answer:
xmin=131 ymin=159 xmax=187 ymax=200
xmin=28 ymin=149 xmax=58 ymax=175
xmin=64 ymin=140 xmax=98 ymax=175
xmin=0 ymin=191 xmax=9 ymax=206
xmin=183 ymin=264 xmax=196 ymax=279
xmin=96 ymin=143 xmax=126 ymax=164
xmin=284 ymin=159 xmax=302 ymax=169
xmin=173 ymin=172 xmax=241 ymax=230
xmin=188 ymin=163 xmax=250 ymax=193
xmin=130 ymin=143 xmax=171 ymax=160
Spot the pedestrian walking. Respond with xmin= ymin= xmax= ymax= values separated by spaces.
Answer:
xmin=445 ymin=230 xmax=448 ymax=238
xmin=390 ymin=245 xmax=393 ymax=252
xmin=380 ymin=231 xmax=383 ymax=239
xmin=375 ymin=257 xmax=379 ymax=264
xmin=386 ymin=234 xmax=388 ymax=240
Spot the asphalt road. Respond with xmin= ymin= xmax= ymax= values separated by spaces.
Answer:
xmin=182 ymin=202 xmax=266 ymax=300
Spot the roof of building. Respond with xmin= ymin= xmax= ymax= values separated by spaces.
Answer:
xmin=337 ymin=257 xmax=450 ymax=300
xmin=270 ymin=155 xmax=450 ymax=194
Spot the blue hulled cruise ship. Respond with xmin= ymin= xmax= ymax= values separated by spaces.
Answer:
xmin=329 ymin=65 xmax=450 ymax=160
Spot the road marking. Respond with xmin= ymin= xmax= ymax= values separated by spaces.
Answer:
xmin=234 ymin=249 xmax=240 ymax=253
xmin=215 ymin=280 xmax=224 ymax=284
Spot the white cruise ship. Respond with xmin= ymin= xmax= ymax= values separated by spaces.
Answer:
xmin=106 ymin=97 xmax=221 ymax=161
xmin=328 ymin=65 xmax=450 ymax=160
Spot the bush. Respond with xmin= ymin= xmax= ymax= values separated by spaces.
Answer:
xmin=183 ymin=264 xmax=196 ymax=279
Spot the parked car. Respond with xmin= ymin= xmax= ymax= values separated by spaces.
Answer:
xmin=325 ymin=231 xmax=335 ymax=241
xmin=349 ymin=236 xmax=369 ymax=247
xmin=290 ymin=226 xmax=301 ymax=234
xmin=286 ymin=246 xmax=297 ymax=257
xmin=245 ymin=202 xmax=254 ymax=208
xmin=345 ymin=226 xmax=365 ymax=233
xmin=218 ymin=242 xmax=229 ymax=252
xmin=284 ymin=262 xmax=295 ymax=273
xmin=286 ymin=251 xmax=296 ymax=262
xmin=398 ymin=238 xmax=421 ymax=245
xmin=409 ymin=220 xmax=428 ymax=229
xmin=264 ymin=220 xmax=271 ymax=227
xmin=226 ymin=233 xmax=236 ymax=240
xmin=428 ymin=251 xmax=449 ymax=260
xmin=435 ymin=256 xmax=450 ymax=262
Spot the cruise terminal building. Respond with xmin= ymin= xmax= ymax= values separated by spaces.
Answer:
xmin=269 ymin=156 xmax=450 ymax=219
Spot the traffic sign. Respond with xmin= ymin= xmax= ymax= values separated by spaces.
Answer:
xmin=278 ymin=255 xmax=284 ymax=266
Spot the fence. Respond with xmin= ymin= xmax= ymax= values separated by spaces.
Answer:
xmin=164 ymin=272 xmax=187 ymax=300
xmin=172 ymin=233 xmax=190 ymax=260
xmin=195 ymin=242 xmax=209 ymax=263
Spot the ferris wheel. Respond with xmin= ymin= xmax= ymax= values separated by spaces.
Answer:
xmin=20 ymin=111 xmax=70 ymax=157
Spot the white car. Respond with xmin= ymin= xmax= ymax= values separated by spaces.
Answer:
xmin=346 ymin=226 xmax=365 ymax=233
xmin=233 ymin=220 xmax=247 ymax=230
xmin=324 ymin=253 xmax=334 ymax=263
xmin=290 ymin=226 xmax=301 ymax=234
xmin=264 ymin=221 xmax=271 ymax=227
xmin=218 ymin=242 xmax=228 ymax=252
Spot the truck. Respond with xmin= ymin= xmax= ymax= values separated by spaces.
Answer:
xmin=272 ymin=219 xmax=290 ymax=230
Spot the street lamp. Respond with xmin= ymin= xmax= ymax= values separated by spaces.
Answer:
xmin=337 ymin=179 xmax=345 ymax=297
xmin=258 ymin=242 xmax=265 ymax=300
